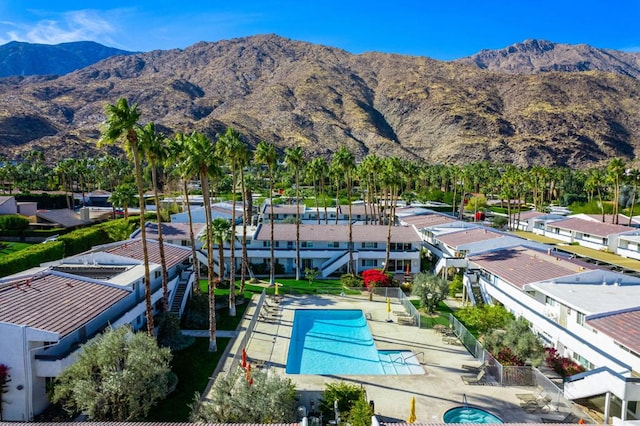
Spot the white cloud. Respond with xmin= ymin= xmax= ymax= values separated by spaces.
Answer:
xmin=0 ymin=9 xmax=126 ymax=47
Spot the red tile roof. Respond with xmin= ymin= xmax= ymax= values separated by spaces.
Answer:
xmin=548 ymin=217 xmax=634 ymax=237
xmin=255 ymin=224 xmax=421 ymax=243
xmin=438 ymin=227 xmax=504 ymax=248
xmin=587 ymin=309 xmax=640 ymax=355
xmin=0 ymin=272 xmax=129 ymax=337
xmin=468 ymin=246 xmax=595 ymax=289
xmin=105 ymin=239 xmax=191 ymax=269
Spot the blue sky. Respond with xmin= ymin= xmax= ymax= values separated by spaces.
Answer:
xmin=0 ymin=1 xmax=638 ymax=60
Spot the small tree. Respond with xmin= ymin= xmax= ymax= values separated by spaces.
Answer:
xmin=483 ymin=317 xmax=545 ymax=366
xmin=320 ymin=382 xmax=367 ymax=424
xmin=455 ymin=304 xmax=513 ymax=336
xmin=191 ymin=366 xmax=297 ymax=423
xmin=304 ymin=267 xmax=320 ymax=285
xmin=411 ymin=272 xmax=449 ymax=313
xmin=52 ymin=325 xmax=172 ymax=421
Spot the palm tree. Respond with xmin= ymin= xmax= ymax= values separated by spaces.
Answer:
xmin=206 ymin=217 xmax=232 ymax=284
xmin=216 ymin=128 xmax=247 ymax=315
xmin=380 ymin=157 xmax=404 ymax=273
xmin=307 ymin=157 xmax=328 ymax=224
xmin=167 ymin=132 xmax=201 ymax=291
xmin=255 ymin=141 xmax=278 ymax=286
xmin=607 ymin=158 xmax=627 ymax=224
xmin=627 ymin=168 xmax=640 ymax=225
xmin=186 ymin=131 xmax=222 ymax=352
xmin=332 ymin=146 xmax=356 ymax=275
xmin=285 ymin=146 xmax=305 ymax=281
xmin=585 ymin=167 xmax=607 ymax=222
xmin=109 ymin=182 xmax=137 ymax=220
xmin=358 ymin=154 xmax=381 ymax=225
xmin=138 ymin=122 xmax=170 ymax=313
xmin=99 ymin=98 xmax=155 ymax=336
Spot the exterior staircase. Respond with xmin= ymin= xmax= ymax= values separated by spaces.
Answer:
xmin=170 ymin=276 xmax=189 ymax=316
xmin=471 ymin=284 xmax=484 ymax=307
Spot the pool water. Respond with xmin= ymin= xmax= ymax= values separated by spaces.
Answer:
xmin=285 ymin=309 xmax=423 ymax=375
xmin=443 ymin=407 xmax=504 ymax=424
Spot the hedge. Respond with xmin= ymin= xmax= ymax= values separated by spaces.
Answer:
xmin=0 ymin=241 xmax=65 ymax=278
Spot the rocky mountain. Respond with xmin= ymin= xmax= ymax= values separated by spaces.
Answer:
xmin=0 ymin=34 xmax=639 ymax=168
xmin=457 ymin=39 xmax=640 ymax=78
xmin=0 ymin=41 xmax=134 ymax=77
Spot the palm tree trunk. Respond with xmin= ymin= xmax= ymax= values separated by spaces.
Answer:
xmin=228 ymin=168 xmax=237 ymax=316
xmin=132 ymin=144 xmax=154 ymax=336
xmin=240 ymin=168 xmax=248 ymax=295
xmin=151 ymin=163 xmax=170 ymax=313
xmin=183 ymin=179 xmax=200 ymax=293
xmin=347 ymin=178 xmax=354 ymax=276
xmin=295 ymin=169 xmax=301 ymax=281
xmin=201 ymin=171 xmax=217 ymax=352
xmin=269 ymin=174 xmax=275 ymax=286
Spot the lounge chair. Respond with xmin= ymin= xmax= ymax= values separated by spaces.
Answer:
xmin=541 ymin=413 xmax=581 ymax=423
xmin=461 ymin=362 xmax=486 ymax=373
xmin=520 ymin=395 xmax=552 ymax=413
xmin=516 ymin=385 xmax=545 ymax=402
xmin=461 ymin=369 xmax=486 ymax=385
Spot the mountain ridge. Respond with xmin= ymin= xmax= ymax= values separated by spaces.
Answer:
xmin=0 ymin=40 xmax=135 ymax=78
xmin=0 ymin=34 xmax=639 ymax=168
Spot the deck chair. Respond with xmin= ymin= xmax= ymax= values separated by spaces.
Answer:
xmin=516 ymin=385 xmax=545 ymax=402
xmin=541 ymin=412 xmax=581 ymax=423
xmin=461 ymin=362 xmax=486 ymax=373
xmin=520 ymin=395 xmax=552 ymax=413
xmin=461 ymin=369 xmax=486 ymax=385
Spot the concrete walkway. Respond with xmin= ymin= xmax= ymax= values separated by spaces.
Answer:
xmin=208 ymin=293 xmax=590 ymax=424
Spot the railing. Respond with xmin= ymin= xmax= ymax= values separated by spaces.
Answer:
xmin=372 ymin=286 xmax=421 ymax=328
xmin=227 ymin=289 xmax=267 ymax=377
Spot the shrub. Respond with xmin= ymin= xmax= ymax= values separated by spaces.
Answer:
xmin=0 ymin=215 xmax=29 ymax=231
xmin=449 ymin=273 xmax=463 ymax=297
xmin=340 ymin=274 xmax=363 ymax=288
xmin=320 ymin=382 xmax=367 ymax=423
xmin=362 ymin=269 xmax=391 ymax=290
xmin=0 ymin=241 xmax=65 ymax=278
xmin=58 ymin=227 xmax=109 ymax=256
xmin=545 ymin=347 xmax=585 ymax=378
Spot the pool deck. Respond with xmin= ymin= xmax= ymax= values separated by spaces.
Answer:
xmin=211 ymin=293 xmax=589 ymax=424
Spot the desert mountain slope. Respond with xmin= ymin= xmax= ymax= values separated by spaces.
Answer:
xmin=0 ymin=34 xmax=639 ymax=168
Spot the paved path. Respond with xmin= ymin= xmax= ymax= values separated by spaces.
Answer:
xmin=204 ymin=293 xmax=594 ymax=424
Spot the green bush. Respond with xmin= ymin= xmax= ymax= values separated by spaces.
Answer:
xmin=340 ymin=274 xmax=363 ymax=288
xmin=0 ymin=215 xmax=30 ymax=231
xmin=0 ymin=241 xmax=65 ymax=277
xmin=449 ymin=273 xmax=464 ymax=297
xmin=58 ymin=227 xmax=110 ymax=256
xmin=320 ymin=382 xmax=367 ymax=424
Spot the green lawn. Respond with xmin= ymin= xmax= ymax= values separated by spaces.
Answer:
xmin=0 ymin=241 xmax=31 ymax=257
xmin=199 ymin=277 xmax=360 ymax=296
xmin=411 ymin=299 xmax=454 ymax=328
xmin=146 ymin=337 xmax=230 ymax=422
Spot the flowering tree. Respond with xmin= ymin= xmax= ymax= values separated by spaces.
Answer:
xmin=362 ymin=269 xmax=391 ymax=290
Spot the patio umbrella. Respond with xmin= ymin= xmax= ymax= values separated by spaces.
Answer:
xmin=408 ymin=397 xmax=416 ymax=423
xmin=241 ymin=348 xmax=247 ymax=369
xmin=245 ymin=363 xmax=253 ymax=385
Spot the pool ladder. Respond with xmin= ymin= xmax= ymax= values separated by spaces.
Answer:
xmin=389 ymin=351 xmax=425 ymax=373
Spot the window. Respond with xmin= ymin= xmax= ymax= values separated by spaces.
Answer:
xmin=577 ymin=312 xmax=585 ymax=326
xmin=329 ymin=242 xmax=340 ymax=248
xmin=361 ymin=259 xmax=377 ymax=267
xmin=361 ymin=242 xmax=378 ymax=249
xmin=302 ymin=241 xmax=313 ymax=248
xmin=287 ymin=241 xmax=294 ymax=249
xmin=154 ymin=271 xmax=161 ymax=279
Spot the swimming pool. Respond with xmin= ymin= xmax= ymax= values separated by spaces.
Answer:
xmin=443 ymin=406 xmax=504 ymax=424
xmin=285 ymin=309 xmax=423 ymax=375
